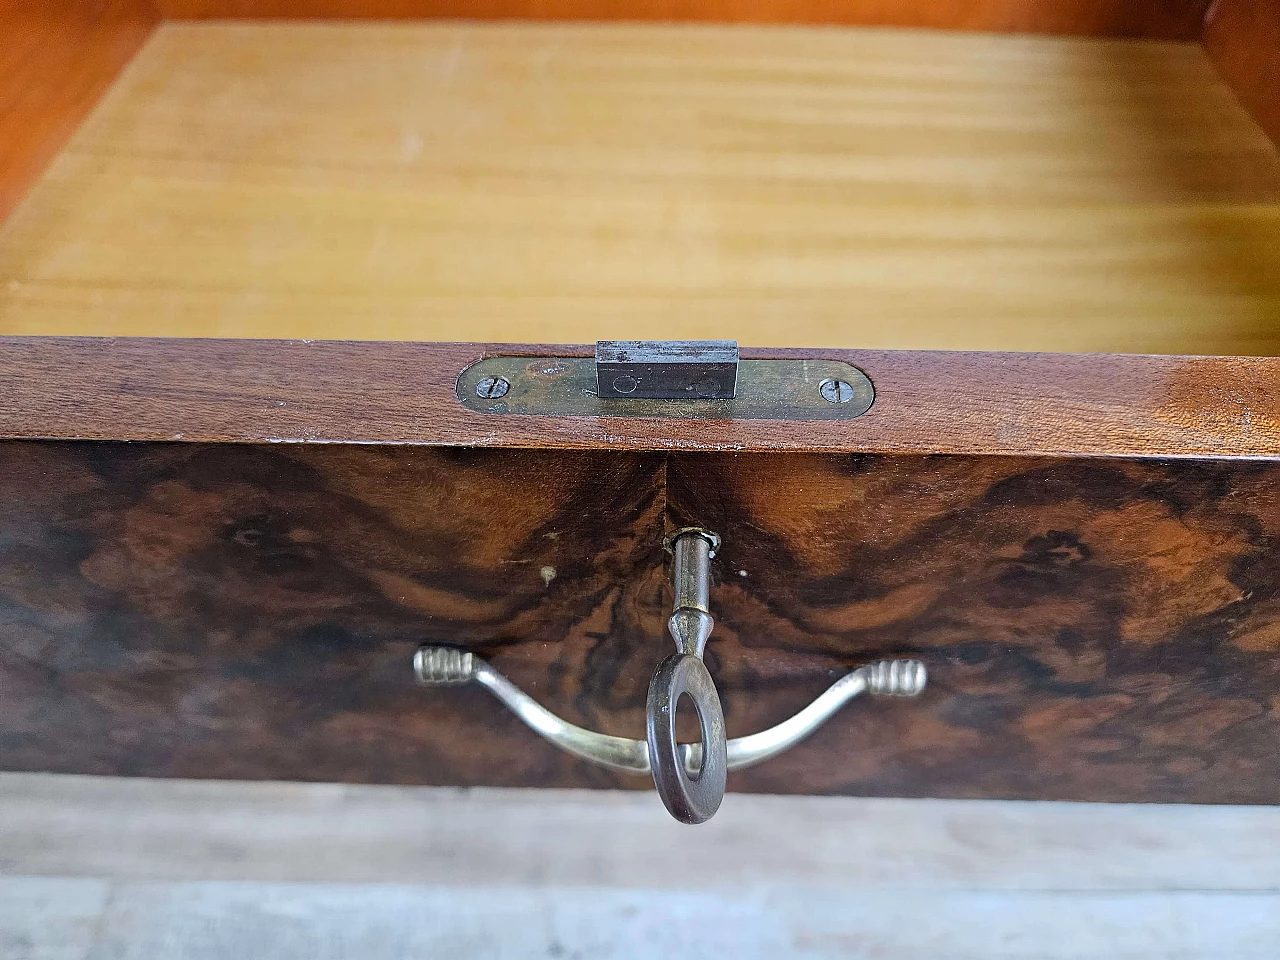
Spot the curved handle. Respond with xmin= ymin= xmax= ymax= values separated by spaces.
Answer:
xmin=414 ymin=646 xmax=927 ymax=775
xmin=416 ymin=646 xmax=650 ymax=773
xmin=412 ymin=526 xmax=927 ymax=824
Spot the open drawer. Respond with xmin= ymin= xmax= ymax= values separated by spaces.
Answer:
xmin=2 ymin=2 xmax=1279 ymax=822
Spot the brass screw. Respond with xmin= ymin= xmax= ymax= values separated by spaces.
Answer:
xmin=819 ymin=378 xmax=856 ymax=403
xmin=475 ymin=376 xmax=510 ymax=399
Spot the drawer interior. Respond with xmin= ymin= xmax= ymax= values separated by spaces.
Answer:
xmin=2 ymin=19 xmax=1279 ymax=354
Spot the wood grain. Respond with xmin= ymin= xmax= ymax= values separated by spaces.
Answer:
xmin=670 ymin=452 xmax=1280 ymax=802
xmin=3 ymin=337 xmax=1280 ymax=458
xmin=4 ymin=23 xmax=1279 ymax=355
xmin=5 ymin=441 xmax=1280 ymax=803
xmin=0 ymin=441 xmax=667 ymax=788
xmin=0 ymin=0 xmax=158 ymax=223
xmin=1204 ymin=0 xmax=1280 ymax=149
xmin=152 ymin=0 xmax=1214 ymax=40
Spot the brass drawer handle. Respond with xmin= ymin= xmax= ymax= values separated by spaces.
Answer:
xmin=414 ymin=528 xmax=926 ymax=824
xmin=415 ymin=647 xmax=924 ymax=774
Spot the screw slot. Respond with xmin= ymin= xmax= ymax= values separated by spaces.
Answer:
xmin=819 ymin=378 xmax=856 ymax=403
xmin=475 ymin=376 xmax=510 ymax=399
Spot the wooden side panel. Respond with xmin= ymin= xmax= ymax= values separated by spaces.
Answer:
xmin=4 ymin=440 xmax=1280 ymax=803
xmin=153 ymin=0 xmax=1213 ymax=39
xmin=1204 ymin=0 xmax=1280 ymax=148
xmin=0 ymin=0 xmax=158 ymax=222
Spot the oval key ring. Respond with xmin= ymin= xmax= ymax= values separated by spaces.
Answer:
xmin=646 ymin=653 xmax=728 ymax=824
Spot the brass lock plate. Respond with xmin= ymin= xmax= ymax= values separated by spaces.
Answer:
xmin=456 ymin=355 xmax=874 ymax=420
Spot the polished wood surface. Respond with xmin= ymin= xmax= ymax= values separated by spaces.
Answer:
xmin=4 ymin=338 xmax=1280 ymax=458
xmin=153 ymin=0 xmax=1213 ymax=39
xmin=672 ymin=452 xmax=1280 ymax=802
xmin=5 ymin=440 xmax=1280 ymax=803
xmin=0 ymin=0 xmax=158 ymax=222
xmin=0 ymin=442 xmax=666 ymax=787
xmin=1204 ymin=0 xmax=1280 ymax=150
xmin=3 ymin=23 xmax=1279 ymax=355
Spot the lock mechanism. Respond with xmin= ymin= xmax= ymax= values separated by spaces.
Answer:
xmin=595 ymin=340 xmax=739 ymax=400
xmin=456 ymin=341 xmax=874 ymax=420
xmin=414 ymin=526 xmax=926 ymax=824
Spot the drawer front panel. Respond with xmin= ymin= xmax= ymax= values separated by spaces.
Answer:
xmin=671 ymin=453 xmax=1280 ymax=803
xmin=0 ymin=441 xmax=667 ymax=787
xmin=2 ymin=441 xmax=1278 ymax=802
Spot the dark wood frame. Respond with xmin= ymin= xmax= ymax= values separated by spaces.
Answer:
xmin=3 ymin=337 xmax=1280 ymax=458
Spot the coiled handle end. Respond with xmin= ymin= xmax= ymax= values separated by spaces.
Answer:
xmin=864 ymin=659 xmax=927 ymax=697
xmin=414 ymin=647 xmax=476 ymax=685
